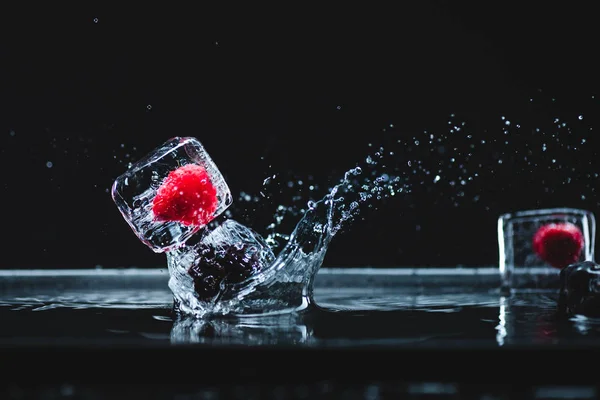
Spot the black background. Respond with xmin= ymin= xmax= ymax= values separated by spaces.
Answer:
xmin=1 ymin=3 xmax=599 ymax=269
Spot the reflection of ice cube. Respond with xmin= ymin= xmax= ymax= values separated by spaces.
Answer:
xmin=498 ymin=208 xmax=595 ymax=290
xmin=170 ymin=314 xmax=310 ymax=345
xmin=167 ymin=219 xmax=276 ymax=318
xmin=111 ymin=137 xmax=232 ymax=253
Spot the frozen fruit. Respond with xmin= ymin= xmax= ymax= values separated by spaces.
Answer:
xmin=166 ymin=219 xmax=276 ymax=315
xmin=558 ymin=261 xmax=600 ymax=316
xmin=187 ymin=243 xmax=263 ymax=301
xmin=152 ymin=164 xmax=218 ymax=227
xmin=532 ymin=222 xmax=584 ymax=269
xmin=111 ymin=137 xmax=232 ymax=253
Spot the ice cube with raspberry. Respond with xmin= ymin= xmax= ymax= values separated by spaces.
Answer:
xmin=532 ymin=222 xmax=585 ymax=269
xmin=167 ymin=219 xmax=276 ymax=314
xmin=111 ymin=137 xmax=233 ymax=253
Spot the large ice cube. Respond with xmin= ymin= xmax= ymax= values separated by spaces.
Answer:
xmin=111 ymin=137 xmax=232 ymax=253
xmin=498 ymin=208 xmax=595 ymax=290
xmin=167 ymin=219 xmax=276 ymax=317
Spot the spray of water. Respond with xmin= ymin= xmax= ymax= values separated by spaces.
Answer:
xmin=182 ymin=99 xmax=597 ymax=317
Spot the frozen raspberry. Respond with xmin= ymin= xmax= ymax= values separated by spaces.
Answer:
xmin=532 ymin=222 xmax=584 ymax=269
xmin=152 ymin=164 xmax=218 ymax=226
xmin=187 ymin=243 xmax=263 ymax=301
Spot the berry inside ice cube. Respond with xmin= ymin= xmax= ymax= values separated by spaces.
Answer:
xmin=188 ymin=242 xmax=264 ymax=301
xmin=532 ymin=222 xmax=584 ymax=269
xmin=166 ymin=219 xmax=276 ymax=309
xmin=152 ymin=164 xmax=218 ymax=226
xmin=111 ymin=137 xmax=232 ymax=253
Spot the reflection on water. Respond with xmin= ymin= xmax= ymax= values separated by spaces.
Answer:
xmin=3 ymin=287 xmax=600 ymax=347
xmin=171 ymin=314 xmax=311 ymax=345
xmin=496 ymin=296 xmax=507 ymax=346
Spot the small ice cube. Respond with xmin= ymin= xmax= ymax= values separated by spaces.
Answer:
xmin=111 ymin=137 xmax=233 ymax=252
xmin=167 ymin=219 xmax=276 ymax=317
xmin=558 ymin=261 xmax=600 ymax=317
xmin=498 ymin=208 xmax=595 ymax=290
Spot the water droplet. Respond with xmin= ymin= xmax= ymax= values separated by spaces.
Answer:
xmin=146 ymin=104 xmax=152 ymax=110
xmin=336 ymin=105 xmax=341 ymax=110
xmin=9 ymin=130 xmax=15 ymax=137
xmin=93 ymin=17 xmax=99 ymax=23
xmin=433 ymin=175 xmax=441 ymax=183
xmin=579 ymin=115 xmax=584 ymax=120
xmin=46 ymin=161 xmax=53 ymax=168
xmin=307 ymin=200 xmax=316 ymax=210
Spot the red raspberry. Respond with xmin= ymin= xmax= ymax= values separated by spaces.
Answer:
xmin=532 ymin=222 xmax=584 ymax=269
xmin=152 ymin=164 xmax=218 ymax=227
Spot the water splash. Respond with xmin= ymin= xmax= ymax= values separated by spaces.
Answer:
xmin=168 ymin=99 xmax=599 ymax=317
xmin=167 ymin=144 xmax=412 ymax=317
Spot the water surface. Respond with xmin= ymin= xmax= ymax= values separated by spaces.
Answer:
xmin=0 ymin=268 xmax=595 ymax=348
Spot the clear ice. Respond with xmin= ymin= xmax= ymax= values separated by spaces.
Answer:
xmin=167 ymin=219 xmax=277 ymax=317
xmin=498 ymin=208 xmax=595 ymax=290
xmin=111 ymin=137 xmax=232 ymax=253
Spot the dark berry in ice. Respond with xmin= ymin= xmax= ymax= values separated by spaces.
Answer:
xmin=532 ymin=222 xmax=584 ymax=269
xmin=187 ymin=243 xmax=263 ymax=301
xmin=152 ymin=164 xmax=218 ymax=227
xmin=557 ymin=261 xmax=600 ymax=317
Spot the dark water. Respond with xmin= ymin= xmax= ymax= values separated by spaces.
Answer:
xmin=4 ymin=269 xmax=600 ymax=398
xmin=0 ymin=292 xmax=556 ymax=346
xmin=1 ymin=268 xmax=597 ymax=348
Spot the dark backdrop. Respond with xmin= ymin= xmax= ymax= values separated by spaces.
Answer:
xmin=1 ymin=3 xmax=599 ymax=269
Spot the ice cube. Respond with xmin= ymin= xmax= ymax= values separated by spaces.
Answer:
xmin=167 ymin=219 xmax=276 ymax=317
xmin=111 ymin=137 xmax=232 ymax=253
xmin=558 ymin=261 xmax=600 ymax=317
xmin=498 ymin=208 xmax=595 ymax=290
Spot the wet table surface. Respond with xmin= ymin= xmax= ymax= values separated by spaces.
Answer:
xmin=0 ymin=267 xmax=593 ymax=347
xmin=2 ymin=267 xmax=600 ymax=393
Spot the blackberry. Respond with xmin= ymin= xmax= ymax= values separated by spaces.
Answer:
xmin=557 ymin=261 xmax=600 ymax=317
xmin=187 ymin=243 xmax=264 ymax=301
